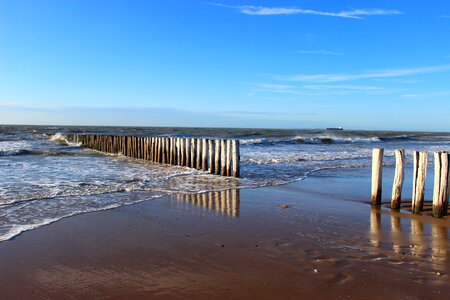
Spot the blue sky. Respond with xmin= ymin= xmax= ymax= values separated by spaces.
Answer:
xmin=1 ymin=0 xmax=449 ymax=130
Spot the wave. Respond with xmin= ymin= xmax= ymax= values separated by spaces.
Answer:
xmin=0 ymin=149 xmax=80 ymax=157
xmin=240 ymin=135 xmax=383 ymax=145
xmin=293 ymin=135 xmax=382 ymax=144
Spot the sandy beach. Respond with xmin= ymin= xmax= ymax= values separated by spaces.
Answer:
xmin=0 ymin=167 xmax=448 ymax=299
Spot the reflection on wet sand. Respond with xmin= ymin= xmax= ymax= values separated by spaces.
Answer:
xmin=369 ymin=207 xmax=449 ymax=271
xmin=369 ymin=209 xmax=381 ymax=247
xmin=431 ymin=225 xmax=449 ymax=269
xmin=410 ymin=218 xmax=425 ymax=257
xmin=175 ymin=189 xmax=240 ymax=217
xmin=390 ymin=215 xmax=402 ymax=254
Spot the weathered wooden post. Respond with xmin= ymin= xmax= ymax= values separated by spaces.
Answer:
xmin=146 ymin=137 xmax=150 ymax=160
xmin=196 ymin=138 xmax=202 ymax=169
xmin=391 ymin=149 xmax=405 ymax=209
xmin=177 ymin=138 xmax=182 ymax=166
xmin=412 ymin=151 xmax=428 ymax=213
xmin=232 ymin=140 xmax=240 ymax=178
xmin=165 ymin=137 xmax=170 ymax=163
xmin=180 ymin=138 xmax=186 ymax=166
xmin=155 ymin=138 xmax=160 ymax=162
xmin=169 ymin=137 xmax=174 ymax=164
xmin=190 ymin=138 xmax=196 ymax=168
xmin=371 ymin=148 xmax=384 ymax=205
xmin=202 ymin=139 xmax=208 ymax=171
xmin=185 ymin=138 xmax=191 ymax=167
xmin=209 ymin=139 xmax=215 ymax=174
xmin=162 ymin=138 xmax=167 ymax=163
xmin=220 ymin=140 xmax=226 ymax=176
xmin=432 ymin=152 xmax=449 ymax=218
xmin=225 ymin=140 xmax=232 ymax=176
xmin=214 ymin=140 xmax=221 ymax=175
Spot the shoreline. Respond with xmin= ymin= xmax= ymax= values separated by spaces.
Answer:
xmin=0 ymin=167 xmax=448 ymax=299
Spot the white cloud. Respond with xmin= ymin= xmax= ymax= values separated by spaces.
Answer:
xmin=303 ymin=85 xmax=383 ymax=91
xmin=254 ymin=83 xmax=295 ymax=90
xmin=277 ymin=65 xmax=450 ymax=83
xmin=295 ymin=50 xmax=342 ymax=56
xmin=401 ymin=91 xmax=450 ymax=98
xmin=210 ymin=3 xmax=402 ymax=19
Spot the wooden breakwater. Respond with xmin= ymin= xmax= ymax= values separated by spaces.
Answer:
xmin=66 ymin=134 xmax=240 ymax=177
xmin=371 ymin=148 xmax=449 ymax=218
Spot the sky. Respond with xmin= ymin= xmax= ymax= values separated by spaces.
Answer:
xmin=1 ymin=0 xmax=450 ymax=131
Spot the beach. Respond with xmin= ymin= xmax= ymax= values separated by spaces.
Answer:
xmin=3 ymin=1 xmax=450 ymax=298
xmin=0 ymin=166 xmax=448 ymax=299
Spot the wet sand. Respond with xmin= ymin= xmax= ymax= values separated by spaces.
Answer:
xmin=0 ymin=168 xmax=448 ymax=299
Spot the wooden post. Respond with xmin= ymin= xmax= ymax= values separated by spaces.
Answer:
xmin=169 ymin=137 xmax=174 ymax=165
xmin=180 ymin=138 xmax=186 ymax=166
xmin=432 ymin=152 xmax=449 ymax=218
xmin=232 ymin=140 xmax=240 ymax=178
xmin=209 ymin=139 xmax=215 ymax=174
xmin=177 ymin=138 xmax=181 ymax=165
xmin=185 ymin=138 xmax=191 ymax=167
xmin=190 ymin=138 xmax=196 ymax=168
xmin=162 ymin=138 xmax=167 ymax=163
xmin=226 ymin=140 xmax=232 ymax=176
xmin=155 ymin=138 xmax=159 ymax=162
xmin=412 ymin=151 xmax=428 ymax=213
xmin=165 ymin=137 xmax=170 ymax=163
xmin=196 ymin=138 xmax=202 ymax=169
xmin=391 ymin=149 xmax=405 ymax=209
xmin=145 ymin=137 xmax=149 ymax=160
xmin=136 ymin=137 xmax=142 ymax=159
xmin=221 ymin=140 xmax=227 ymax=176
xmin=214 ymin=140 xmax=221 ymax=175
xmin=202 ymin=139 xmax=208 ymax=171
xmin=371 ymin=148 xmax=384 ymax=205
xmin=159 ymin=137 xmax=163 ymax=163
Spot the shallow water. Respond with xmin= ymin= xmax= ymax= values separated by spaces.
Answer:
xmin=1 ymin=125 xmax=450 ymax=241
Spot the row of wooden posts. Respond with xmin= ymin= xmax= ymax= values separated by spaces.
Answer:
xmin=371 ymin=148 xmax=449 ymax=218
xmin=66 ymin=134 xmax=240 ymax=177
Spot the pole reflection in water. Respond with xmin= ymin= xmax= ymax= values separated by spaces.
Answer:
xmin=369 ymin=208 xmax=449 ymax=274
xmin=369 ymin=208 xmax=381 ymax=248
xmin=410 ymin=218 xmax=425 ymax=257
xmin=175 ymin=189 xmax=240 ymax=217
xmin=431 ymin=224 xmax=449 ymax=270
xmin=390 ymin=215 xmax=402 ymax=254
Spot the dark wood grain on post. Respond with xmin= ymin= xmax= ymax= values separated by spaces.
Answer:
xmin=232 ymin=140 xmax=240 ymax=178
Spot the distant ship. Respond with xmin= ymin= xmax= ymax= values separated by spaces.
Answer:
xmin=326 ymin=127 xmax=343 ymax=131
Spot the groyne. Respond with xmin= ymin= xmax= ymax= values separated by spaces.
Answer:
xmin=66 ymin=134 xmax=240 ymax=177
xmin=371 ymin=148 xmax=449 ymax=218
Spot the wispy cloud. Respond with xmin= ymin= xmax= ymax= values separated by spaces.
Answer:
xmin=276 ymin=65 xmax=450 ymax=83
xmin=401 ymin=91 xmax=450 ymax=98
xmin=209 ymin=3 xmax=402 ymax=19
xmin=254 ymin=83 xmax=295 ymax=90
xmin=295 ymin=50 xmax=342 ymax=56
xmin=303 ymin=85 xmax=385 ymax=91
xmin=249 ymin=83 xmax=396 ymax=96
xmin=216 ymin=110 xmax=316 ymax=120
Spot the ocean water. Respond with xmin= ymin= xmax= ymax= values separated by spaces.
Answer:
xmin=1 ymin=125 xmax=450 ymax=242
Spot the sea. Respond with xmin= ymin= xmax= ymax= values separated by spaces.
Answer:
xmin=1 ymin=125 xmax=450 ymax=242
